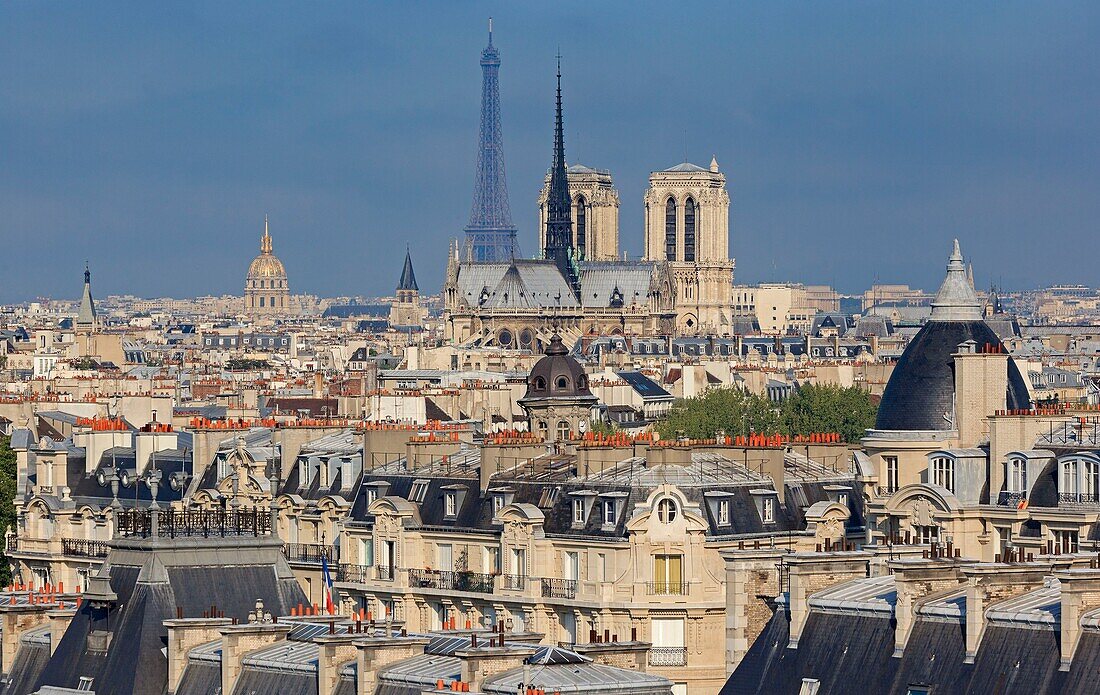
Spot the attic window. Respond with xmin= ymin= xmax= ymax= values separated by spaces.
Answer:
xmin=533 ymin=377 xmax=547 ymax=391
xmin=573 ymin=498 xmax=586 ymax=524
xmin=538 ymin=487 xmax=560 ymax=508
xmin=762 ymin=497 xmax=775 ymax=524
xmin=556 ymin=376 xmax=569 ymax=389
xmin=657 ymin=498 xmax=678 ymax=524
xmin=410 ymin=479 xmax=430 ymax=503
xmin=444 ymin=492 xmax=457 ymax=517
xmin=717 ymin=499 xmax=730 ymax=525
xmin=603 ymin=500 xmax=617 ymax=525
xmin=493 ymin=494 xmax=506 ymax=513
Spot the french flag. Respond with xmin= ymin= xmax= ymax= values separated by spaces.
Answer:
xmin=321 ymin=555 xmax=336 ymax=615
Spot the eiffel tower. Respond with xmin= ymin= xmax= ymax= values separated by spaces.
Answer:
xmin=463 ymin=19 xmax=520 ymax=263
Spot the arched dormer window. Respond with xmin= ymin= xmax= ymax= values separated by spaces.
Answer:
xmin=555 ymin=375 xmax=569 ymax=390
xmin=684 ymin=197 xmax=696 ymax=262
xmin=664 ymin=197 xmax=677 ymax=261
xmin=578 ymin=375 xmax=588 ymax=390
xmin=1007 ymin=457 xmax=1027 ymax=493
xmin=931 ymin=456 xmax=955 ymax=493
xmin=1061 ymin=456 xmax=1100 ymax=503
xmin=533 ymin=376 xmax=547 ymax=391
xmin=575 ymin=195 xmax=587 ymax=259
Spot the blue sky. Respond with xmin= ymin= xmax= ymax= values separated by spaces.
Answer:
xmin=1 ymin=2 xmax=1098 ymax=302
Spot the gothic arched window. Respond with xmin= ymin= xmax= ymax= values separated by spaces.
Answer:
xmin=575 ymin=195 xmax=587 ymax=259
xmin=664 ymin=198 xmax=677 ymax=261
xmin=684 ymin=197 xmax=696 ymax=262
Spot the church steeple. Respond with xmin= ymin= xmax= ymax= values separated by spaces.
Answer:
xmin=398 ymin=247 xmax=419 ymax=292
xmin=544 ymin=56 xmax=579 ymax=297
xmin=76 ymin=262 xmax=97 ymax=332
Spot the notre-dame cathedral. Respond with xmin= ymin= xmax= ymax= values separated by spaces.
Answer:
xmin=443 ymin=61 xmax=736 ymax=350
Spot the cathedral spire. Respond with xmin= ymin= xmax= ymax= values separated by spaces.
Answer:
xmin=544 ymin=55 xmax=579 ymax=297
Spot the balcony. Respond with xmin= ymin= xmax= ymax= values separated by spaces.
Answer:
xmin=502 ymin=574 xmax=527 ymax=591
xmin=115 ymin=508 xmax=271 ymax=538
xmin=646 ymin=581 xmax=690 ymax=596
xmin=282 ymin=543 xmax=334 ymax=564
xmin=408 ymin=569 xmax=496 ymax=594
xmin=997 ymin=491 xmax=1026 ymax=507
xmin=376 ymin=565 xmax=395 ymax=581
xmin=648 ymin=647 xmax=687 ymax=667
xmin=1059 ymin=492 xmax=1099 ymax=506
xmin=541 ymin=577 xmax=578 ymax=599
xmin=335 ymin=563 xmax=373 ymax=584
xmin=876 ymin=485 xmax=899 ymax=497
xmin=62 ymin=539 xmax=109 ymax=559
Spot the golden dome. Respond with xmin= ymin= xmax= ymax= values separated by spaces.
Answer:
xmin=246 ymin=217 xmax=288 ymax=280
xmin=248 ymin=253 xmax=287 ymax=279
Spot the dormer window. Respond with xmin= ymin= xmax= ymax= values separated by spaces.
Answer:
xmin=717 ymin=499 xmax=730 ymax=525
xmin=365 ymin=487 xmax=378 ymax=505
xmin=762 ymin=497 xmax=775 ymax=524
xmin=932 ymin=457 xmax=955 ymax=493
xmin=573 ymin=498 xmax=586 ymax=524
xmin=410 ymin=479 xmax=430 ymax=503
xmin=493 ymin=494 xmax=506 ymax=514
xmin=533 ymin=376 xmax=546 ymax=391
xmin=603 ymin=500 xmax=617 ymax=525
xmin=556 ymin=376 xmax=569 ymax=389
xmin=1007 ymin=458 xmax=1027 ymax=493
xmin=444 ymin=492 xmax=457 ymax=518
xmin=657 ymin=498 xmax=678 ymax=524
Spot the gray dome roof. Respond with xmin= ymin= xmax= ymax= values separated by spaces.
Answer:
xmin=875 ymin=241 xmax=1029 ymax=431
xmin=521 ymin=335 xmax=595 ymax=401
xmin=875 ymin=319 xmax=1031 ymax=431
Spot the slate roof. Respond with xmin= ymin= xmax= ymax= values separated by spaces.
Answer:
xmin=32 ymin=538 xmax=306 ymax=695
xmin=875 ymin=319 xmax=1031 ymax=431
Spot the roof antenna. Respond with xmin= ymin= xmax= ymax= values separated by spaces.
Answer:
xmin=488 ymin=17 xmax=492 ymax=44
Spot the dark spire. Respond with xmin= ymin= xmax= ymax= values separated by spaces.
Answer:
xmin=544 ymin=55 xmax=579 ymax=297
xmin=398 ymin=247 xmax=419 ymax=292
xmin=77 ymin=262 xmax=97 ymax=330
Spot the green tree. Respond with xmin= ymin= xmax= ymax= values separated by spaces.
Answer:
xmin=0 ymin=436 xmax=17 ymax=585
xmin=656 ymin=387 xmax=781 ymax=440
xmin=226 ymin=358 xmax=269 ymax=371
xmin=588 ymin=419 xmax=618 ymax=437
xmin=780 ymin=383 xmax=878 ymax=443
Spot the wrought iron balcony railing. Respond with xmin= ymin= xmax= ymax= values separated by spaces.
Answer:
xmin=647 ymin=581 xmax=690 ymax=596
xmin=335 ymin=563 xmax=372 ymax=584
xmin=648 ymin=647 xmax=687 ymax=667
xmin=997 ymin=491 xmax=1027 ymax=507
xmin=376 ymin=565 xmax=395 ymax=581
xmin=1059 ymin=492 xmax=1099 ymax=505
xmin=540 ymin=577 xmax=578 ymax=599
xmin=502 ymin=574 xmax=526 ymax=591
xmin=282 ymin=543 xmax=334 ymax=564
xmin=115 ymin=508 xmax=271 ymax=538
xmin=407 ymin=569 xmax=495 ymax=594
xmin=876 ymin=485 xmax=899 ymax=497
xmin=62 ymin=539 xmax=110 ymax=558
